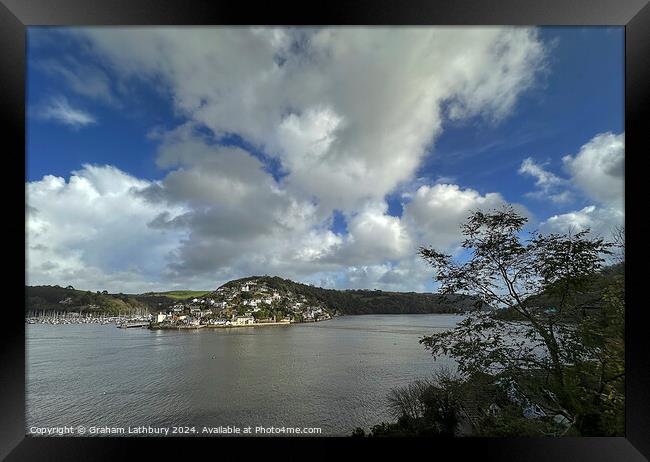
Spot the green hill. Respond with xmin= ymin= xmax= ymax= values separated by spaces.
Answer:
xmin=140 ymin=290 xmax=211 ymax=300
xmin=25 ymin=285 xmax=158 ymax=315
xmin=27 ymin=276 xmax=483 ymax=316
xmin=214 ymin=275 xmax=482 ymax=315
xmin=24 ymin=285 xmax=208 ymax=315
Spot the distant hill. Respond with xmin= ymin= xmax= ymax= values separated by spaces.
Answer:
xmin=27 ymin=276 xmax=482 ymax=316
xmin=212 ymin=275 xmax=483 ymax=315
xmin=25 ymin=285 xmax=159 ymax=315
xmin=493 ymin=262 xmax=624 ymax=320
xmin=140 ymin=290 xmax=211 ymax=300
xmin=24 ymin=285 xmax=214 ymax=315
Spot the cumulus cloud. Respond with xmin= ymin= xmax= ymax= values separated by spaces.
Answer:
xmin=539 ymin=132 xmax=624 ymax=240
xmin=27 ymin=27 xmax=550 ymax=291
xmin=320 ymin=200 xmax=412 ymax=266
xmin=541 ymin=205 xmax=624 ymax=239
xmin=33 ymin=95 xmax=97 ymax=128
xmin=402 ymin=183 xmax=517 ymax=250
xmin=562 ymin=132 xmax=624 ymax=207
xmin=26 ymin=165 xmax=188 ymax=293
xmin=339 ymin=257 xmax=434 ymax=292
xmin=75 ymin=26 xmax=547 ymax=211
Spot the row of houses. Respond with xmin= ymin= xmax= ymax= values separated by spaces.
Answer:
xmin=154 ymin=279 xmax=333 ymax=327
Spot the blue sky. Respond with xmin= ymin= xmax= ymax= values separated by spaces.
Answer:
xmin=25 ymin=27 xmax=625 ymax=293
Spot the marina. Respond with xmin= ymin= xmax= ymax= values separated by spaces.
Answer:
xmin=25 ymin=313 xmax=150 ymax=327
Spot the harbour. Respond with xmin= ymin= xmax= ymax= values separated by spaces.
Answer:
xmin=26 ymin=314 xmax=461 ymax=436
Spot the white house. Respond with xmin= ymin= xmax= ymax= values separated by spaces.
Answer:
xmin=156 ymin=313 xmax=167 ymax=323
xmin=234 ymin=316 xmax=255 ymax=325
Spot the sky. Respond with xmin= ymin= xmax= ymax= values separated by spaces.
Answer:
xmin=25 ymin=27 xmax=625 ymax=293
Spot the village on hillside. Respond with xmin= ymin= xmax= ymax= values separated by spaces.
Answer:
xmin=151 ymin=279 xmax=335 ymax=329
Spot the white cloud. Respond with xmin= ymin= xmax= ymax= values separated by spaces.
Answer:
xmin=511 ymin=131 xmax=626 ymax=245
xmin=27 ymin=27 xmax=550 ymax=292
xmin=563 ymin=132 xmax=624 ymax=207
xmin=26 ymin=165 xmax=188 ymax=293
xmin=540 ymin=205 xmax=623 ymax=239
xmin=319 ymin=200 xmax=413 ymax=266
xmin=76 ymin=27 xmax=547 ymax=212
xmin=37 ymin=58 xmax=117 ymax=106
xmin=339 ymin=258 xmax=433 ymax=292
xmin=518 ymin=157 xmax=572 ymax=203
xmin=34 ymin=95 xmax=97 ymax=128
xmin=538 ymin=132 xmax=624 ymax=241
xmin=402 ymin=183 xmax=517 ymax=250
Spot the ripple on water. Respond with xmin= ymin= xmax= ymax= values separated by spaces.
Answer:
xmin=26 ymin=314 xmax=460 ymax=435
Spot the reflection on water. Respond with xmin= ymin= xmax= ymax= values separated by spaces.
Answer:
xmin=26 ymin=314 xmax=463 ymax=436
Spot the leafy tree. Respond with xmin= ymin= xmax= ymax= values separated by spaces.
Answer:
xmin=418 ymin=206 xmax=618 ymax=435
xmin=573 ymin=272 xmax=624 ymax=435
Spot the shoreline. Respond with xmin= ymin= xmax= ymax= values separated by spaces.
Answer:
xmin=204 ymin=321 xmax=292 ymax=328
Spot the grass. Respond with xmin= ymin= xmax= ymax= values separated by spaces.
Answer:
xmin=147 ymin=290 xmax=211 ymax=300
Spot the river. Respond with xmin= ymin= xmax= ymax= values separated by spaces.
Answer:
xmin=26 ymin=314 xmax=462 ymax=436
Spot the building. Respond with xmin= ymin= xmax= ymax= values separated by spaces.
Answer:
xmin=156 ymin=313 xmax=167 ymax=323
xmin=234 ymin=316 xmax=255 ymax=325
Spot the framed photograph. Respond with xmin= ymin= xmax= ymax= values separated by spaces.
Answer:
xmin=2 ymin=0 xmax=648 ymax=459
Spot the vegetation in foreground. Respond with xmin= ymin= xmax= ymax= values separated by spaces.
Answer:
xmin=353 ymin=206 xmax=624 ymax=437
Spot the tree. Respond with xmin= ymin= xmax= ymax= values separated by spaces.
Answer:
xmin=611 ymin=225 xmax=625 ymax=264
xmin=418 ymin=205 xmax=618 ymax=435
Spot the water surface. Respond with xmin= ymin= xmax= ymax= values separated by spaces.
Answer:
xmin=26 ymin=314 xmax=462 ymax=436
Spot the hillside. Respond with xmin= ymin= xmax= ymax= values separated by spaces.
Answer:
xmin=25 ymin=285 xmax=176 ymax=315
xmin=492 ymin=262 xmax=624 ymax=320
xmin=212 ymin=276 xmax=482 ymax=315
xmin=26 ymin=276 xmax=482 ymax=317
xmin=140 ymin=290 xmax=211 ymax=300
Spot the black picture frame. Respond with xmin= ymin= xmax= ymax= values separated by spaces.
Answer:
xmin=2 ymin=0 xmax=648 ymax=460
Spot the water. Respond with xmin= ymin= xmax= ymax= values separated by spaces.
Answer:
xmin=26 ymin=314 xmax=463 ymax=436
